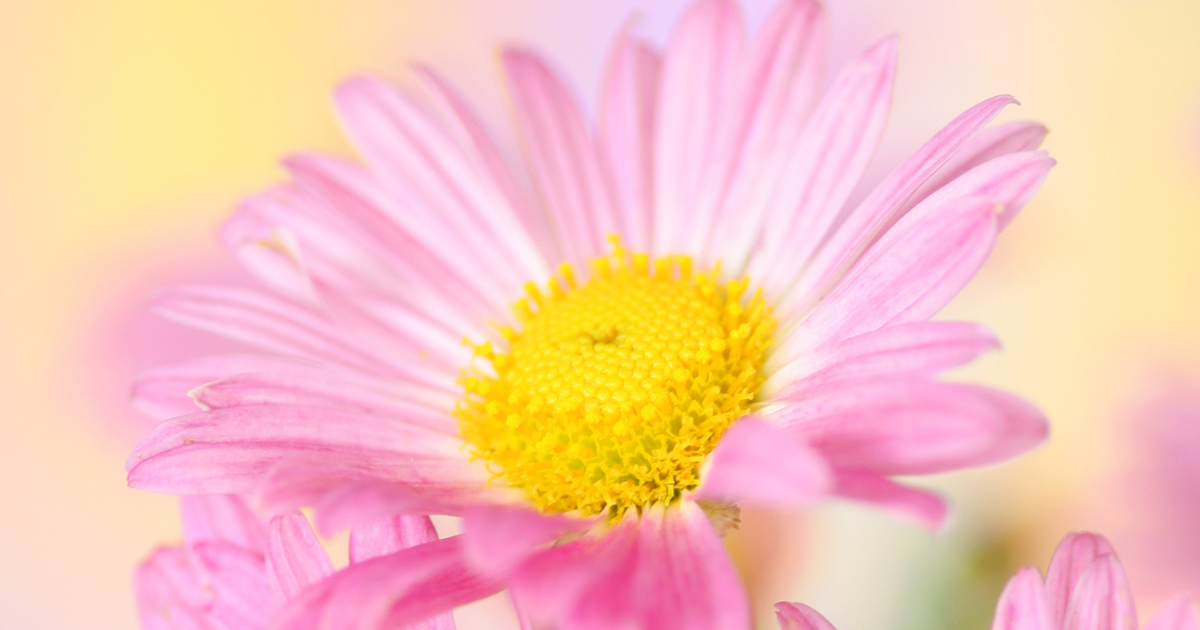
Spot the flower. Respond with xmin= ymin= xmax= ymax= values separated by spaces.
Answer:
xmin=135 ymin=494 xmax=452 ymax=630
xmin=1092 ymin=373 xmax=1200 ymax=609
xmin=127 ymin=0 xmax=1054 ymax=627
xmin=775 ymin=532 xmax=1200 ymax=630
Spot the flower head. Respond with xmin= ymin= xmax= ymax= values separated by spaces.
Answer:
xmin=127 ymin=0 xmax=1054 ymax=627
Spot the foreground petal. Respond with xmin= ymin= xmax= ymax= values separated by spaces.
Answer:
xmin=992 ymin=567 xmax=1055 ymax=630
xmin=832 ymin=471 xmax=948 ymax=532
xmin=275 ymin=536 xmax=501 ymax=630
xmin=774 ymin=379 xmax=1048 ymax=475
xmin=691 ymin=418 xmax=831 ymax=506
xmin=462 ymin=505 xmax=598 ymax=575
xmin=565 ymin=503 xmax=750 ymax=630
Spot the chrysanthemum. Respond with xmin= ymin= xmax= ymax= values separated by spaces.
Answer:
xmin=776 ymin=532 xmax=1200 ymax=630
xmin=128 ymin=0 xmax=1053 ymax=627
xmin=135 ymin=495 xmax=453 ymax=630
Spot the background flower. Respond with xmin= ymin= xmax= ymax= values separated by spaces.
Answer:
xmin=1 ymin=1 xmax=1200 ymax=629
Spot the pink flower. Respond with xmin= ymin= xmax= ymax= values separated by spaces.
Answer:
xmin=776 ymin=533 xmax=1199 ymax=630
xmin=1096 ymin=375 xmax=1200 ymax=609
xmin=135 ymin=495 xmax=452 ymax=630
xmin=126 ymin=0 xmax=1053 ymax=627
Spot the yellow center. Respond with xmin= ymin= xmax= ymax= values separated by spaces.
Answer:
xmin=455 ymin=242 xmax=776 ymax=517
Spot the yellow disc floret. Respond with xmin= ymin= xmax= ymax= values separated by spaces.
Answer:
xmin=455 ymin=241 xmax=776 ymax=517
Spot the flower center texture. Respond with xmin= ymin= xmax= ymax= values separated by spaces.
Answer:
xmin=456 ymin=242 xmax=777 ymax=517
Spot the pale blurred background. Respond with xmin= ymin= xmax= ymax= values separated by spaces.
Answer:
xmin=1 ymin=1 xmax=1199 ymax=628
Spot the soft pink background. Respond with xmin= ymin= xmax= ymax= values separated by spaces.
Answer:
xmin=1 ymin=1 xmax=1199 ymax=628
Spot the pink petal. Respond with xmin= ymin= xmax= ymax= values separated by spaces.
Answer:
xmin=218 ymin=202 xmax=319 ymax=309
xmin=652 ymin=0 xmax=744 ymax=256
xmin=190 ymin=370 xmax=457 ymax=430
xmin=414 ymin=65 xmax=561 ymax=263
xmin=774 ymin=379 xmax=1048 ymax=475
xmin=777 ymin=196 xmax=998 ymax=362
xmin=781 ymin=94 xmax=1016 ymax=317
xmin=462 ymin=505 xmax=598 ymax=575
xmin=904 ymin=120 xmax=1048 ymax=216
xmin=706 ymin=0 xmax=827 ymax=263
xmin=691 ymin=418 xmax=831 ymax=506
xmin=134 ymin=546 xmax=213 ymax=630
xmin=269 ymin=476 xmax=514 ymax=537
xmin=350 ymin=514 xmax=439 ymax=564
xmin=132 ymin=354 xmax=310 ymax=421
xmin=503 ymin=48 xmax=619 ymax=265
xmin=509 ymin=517 xmax=637 ymax=625
xmin=776 ymin=602 xmax=838 ymax=630
xmin=179 ymin=494 xmax=268 ymax=553
xmin=598 ymin=24 xmax=661 ymax=252
xmin=191 ymin=540 xmax=279 ymax=629
xmin=283 ymin=154 xmax=511 ymax=320
xmin=903 ymin=150 xmax=1055 ymax=231
xmin=126 ymin=404 xmax=475 ymax=495
xmin=766 ymin=321 xmax=999 ymax=398
xmin=832 ymin=471 xmax=948 ymax=532
xmin=266 ymin=511 xmax=334 ymax=601
xmin=275 ymin=536 xmax=501 ymax=630
xmin=744 ymin=35 xmax=898 ymax=289
xmin=1047 ymin=533 xmax=1119 ymax=627
xmin=152 ymin=284 xmax=425 ymax=379
xmin=1145 ymin=597 xmax=1200 ymax=630
xmin=220 ymin=185 xmax=491 ymax=363
xmin=565 ymin=503 xmax=750 ymax=630
xmin=991 ymin=567 xmax=1055 ymax=630
xmin=332 ymin=76 xmax=544 ymax=294
xmin=1064 ymin=555 xmax=1138 ymax=630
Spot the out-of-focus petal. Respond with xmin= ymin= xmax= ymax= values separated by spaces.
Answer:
xmin=776 ymin=602 xmax=838 ymax=630
xmin=1064 ymin=555 xmax=1138 ymax=630
xmin=275 ymin=536 xmax=501 ymax=630
xmin=350 ymin=514 xmax=439 ymax=564
xmin=1144 ymin=597 xmax=1200 ymax=630
xmin=992 ymin=567 xmax=1055 ymax=630
xmin=831 ymin=471 xmax=948 ymax=532
xmin=179 ymin=494 xmax=268 ymax=553
xmin=691 ymin=418 xmax=831 ymax=506
xmin=132 ymin=354 xmax=311 ymax=421
xmin=774 ymin=379 xmax=1048 ymax=475
xmin=1048 ymin=533 xmax=1120 ymax=627
xmin=266 ymin=512 xmax=334 ymax=601
xmin=462 ymin=505 xmax=598 ymax=575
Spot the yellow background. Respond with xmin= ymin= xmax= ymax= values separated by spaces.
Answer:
xmin=1 ymin=1 xmax=1198 ymax=628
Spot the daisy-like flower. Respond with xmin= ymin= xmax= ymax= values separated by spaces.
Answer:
xmin=127 ymin=0 xmax=1053 ymax=627
xmin=135 ymin=495 xmax=453 ymax=630
xmin=775 ymin=533 xmax=1200 ymax=630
